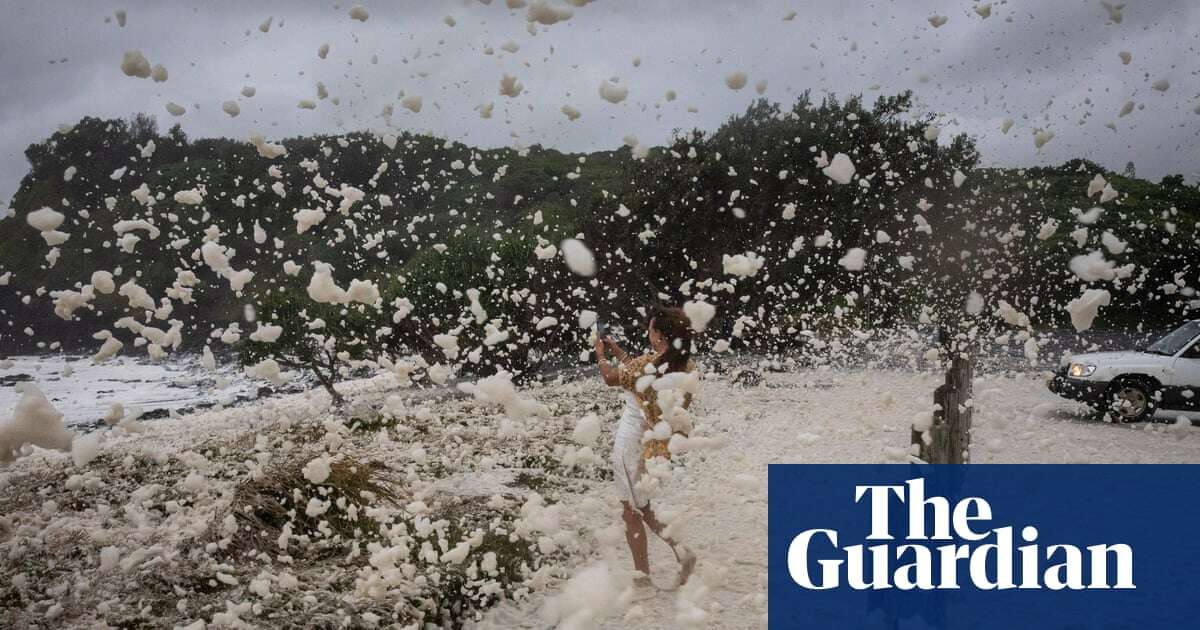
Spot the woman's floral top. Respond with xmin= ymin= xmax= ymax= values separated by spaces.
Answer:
xmin=617 ymin=352 xmax=696 ymax=459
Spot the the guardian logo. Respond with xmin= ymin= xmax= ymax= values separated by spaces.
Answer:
xmin=787 ymin=478 xmax=1135 ymax=591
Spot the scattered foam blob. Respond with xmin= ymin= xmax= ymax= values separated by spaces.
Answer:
xmin=528 ymin=1 xmax=573 ymax=25
xmin=683 ymin=300 xmax=716 ymax=332
xmin=499 ymin=74 xmax=524 ymax=98
xmin=400 ymin=94 xmax=423 ymax=113
xmin=249 ymin=133 xmax=287 ymax=158
xmin=1099 ymin=184 xmax=1119 ymax=203
xmin=241 ymin=86 xmax=256 ymax=98
xmin=173 ymin=189 xmax=204 ymax=205
xmin=1065 ymin=289 xmax=1111 ymax=331
xmin=221 ymin=101 xmax=240 ymax=117
xmin=349 ymin=5 xmax=370 ymax=21
xmin=306 ymin=262 xmax=349 ymax=303
xmin=120 ymin=50 xmax=152 ymax=78
xmin=249 ymin=324 xmax=283 ymax=343
xmin=928 ymin=15 xmax=948 ymax=28
xmin=1069 ymin=250 xmax=1117 ymax=282
xmin=302 ymin=456 xmax=332 ymax=484
xmin=347 ymin=279 xmax=380 ymax=304
xmin=598 ymin=79 xmax=628 ymax=104
xmin=822 ymin=153 xmax=855 ymax=184
xmin=622 ymin=134 xmax=648 ymax=159
xmin=838 ymin=247 xmax=867 ymax=271
xmin=201 ymin=345 xmax=216 ymax=370
xmin=71 ymin=431 xmax=101 ymax=467
xmin=1073 ymin=206 xmax=1104 ymax=225
xmin=1101 ymin=231 xmax=1127 ymax=255
xmin=560 ymin=239 xmax=596 ymax=277
xmin=26 ymin=207 xmax=65 ymax=232
xmin=246 ymin=358 xmax=289 ymax=385
xmin=722 ymin=252 xmax=763 ymax=277
xmin=974 ymin=3 xmax=992 ymax=18
xmin=165 ymin=102 xmax=186 ymax=116
xmin=572 ymin=413 xmax=601 ymax=446
xmin=724 ymin=71 xmax=748 ymax=90
xmin=0 ymin=385 xmax=75 ymax=465
xmin=92 ymin=332 xmax=123 ymax=363
xmin=1033 ymin=130 xmax=1054 ymax=148
xmin=1118 ymin=51 xmax=1132 ymax=65
xmin=318 ymin=43 xmax=330 ymax=59
xmin=962 ymin=291 xmax=985 ymax=315
xmin=1101 ymin=2 xmax=1123 ymax=24
xmin=457 ymin=371 xmax=549 ymax=420
xmin=540 ymin=562 xmax=622 ymax=628
xmin=91 ymin=271 xmax=115 ymax=294
xmin=294 ymin=208 xmax=327 ymax=234
xmin=1152 ymin=78 xmax=1170 ymax=92
xmin=561 ymin=104 xmax=581 ymax=120
xmin=114 ymin=8 xmax=127 ymax=27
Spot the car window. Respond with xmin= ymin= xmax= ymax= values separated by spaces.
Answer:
xmin=1183 ymin=340 xmax=1200 ymax=360
xmin=1147 ymin=322 xmax=1200 ymax=356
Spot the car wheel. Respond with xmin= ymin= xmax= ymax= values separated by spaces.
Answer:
xmin=1106 ymin=380 xmax=1156 ymax=423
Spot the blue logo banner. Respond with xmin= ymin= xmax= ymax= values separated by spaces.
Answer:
xmin=768 ymin=464 xmax=1200 ymax=629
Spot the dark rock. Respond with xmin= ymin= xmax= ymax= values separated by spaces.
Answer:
xmin=0 ymin=373 xmax=33 ymax=386
xmin=731 ymin=368 xmax=762 ymax=387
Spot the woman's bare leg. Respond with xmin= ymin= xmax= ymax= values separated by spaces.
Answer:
xmin=621 ymin=501 xmax=651 ymax=584
xmin=641 ymin=503 xmax=697 ymax=585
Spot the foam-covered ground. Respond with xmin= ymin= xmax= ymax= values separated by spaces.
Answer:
xmin=479 ymin=367 xmax=1200 ymax=629
xmin=2 ymin=366 xmax=1198 ymax=628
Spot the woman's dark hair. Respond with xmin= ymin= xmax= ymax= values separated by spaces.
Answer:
xmin=646 ymin=305 xmax=693 ymax=373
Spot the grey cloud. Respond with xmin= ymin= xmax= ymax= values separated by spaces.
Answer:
xmin=1 ymin=0 xmax=1197 ymax=206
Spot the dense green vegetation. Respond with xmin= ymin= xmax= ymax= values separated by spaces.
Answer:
xmin=1 ymin=93 xmax=1196 ymax=387
xmin=0 ymin=114 xmax=622 ymax=361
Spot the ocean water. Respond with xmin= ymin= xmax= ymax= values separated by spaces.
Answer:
xmin=0 ymin=354 xmax=263 ymax=427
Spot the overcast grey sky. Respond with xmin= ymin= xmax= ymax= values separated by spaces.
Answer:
xmin=0 ymin=0 xmax=1197 ymax=206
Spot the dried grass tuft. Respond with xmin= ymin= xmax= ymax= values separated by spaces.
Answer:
xmin=209 ymin=454 xmax=403 ymax=557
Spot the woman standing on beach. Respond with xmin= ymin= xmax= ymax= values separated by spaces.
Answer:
xmin=593 ymin=305 xmax=699 ymax=589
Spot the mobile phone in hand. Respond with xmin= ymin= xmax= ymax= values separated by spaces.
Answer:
xmin=595 ymin=320 xmax=608 ymax=336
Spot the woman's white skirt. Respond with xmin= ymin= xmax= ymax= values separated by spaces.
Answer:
xmin=612 ymin=394 xmax=648 ymax=508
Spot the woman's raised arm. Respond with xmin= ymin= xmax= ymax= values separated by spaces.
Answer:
xmin=604 ymin=336 xmax=630 ymax=363
xmin=594 ymin=336 xmax=622 ymax=386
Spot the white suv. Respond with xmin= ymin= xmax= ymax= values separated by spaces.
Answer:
xmin=1049 ymin=320 xmax=1200 ymax=422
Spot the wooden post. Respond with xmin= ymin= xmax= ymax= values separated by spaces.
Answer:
xmin=913 ymin=353 xmax=974 ymax=464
